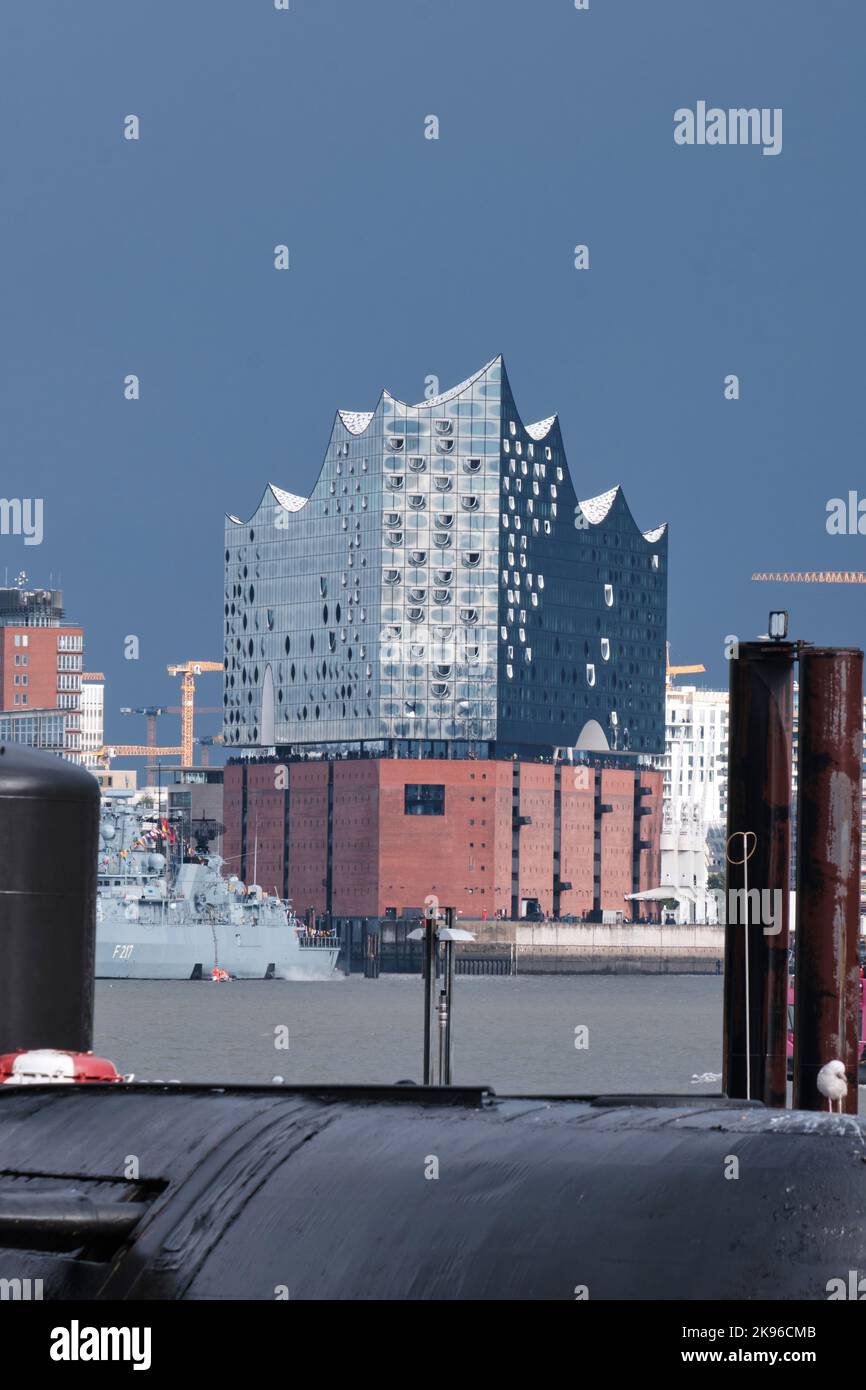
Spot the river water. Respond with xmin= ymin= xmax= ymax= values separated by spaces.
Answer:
xmin=94 ymin=973 xmax=727 ymax=1095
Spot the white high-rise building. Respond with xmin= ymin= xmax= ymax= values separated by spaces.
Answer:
xmin=662 ymin=682 xmax=866 ymax=921
xmin=658 ymin=686 xmax=729 ymax=920
xmin=80 ymin=673 xmax=104 ymax=768
xmin=663 ymin=685 xmax=729 ymax=822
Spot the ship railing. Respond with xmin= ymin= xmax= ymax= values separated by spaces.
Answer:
xmin=297 ymin=932 xmax=340 ymax=949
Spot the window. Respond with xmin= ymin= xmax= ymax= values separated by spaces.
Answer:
xmin=404 ymin=784 xmax=445 ymax=816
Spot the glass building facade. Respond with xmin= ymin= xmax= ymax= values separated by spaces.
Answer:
xmin=224 ymin=357 xmax=667 ymax=757
xmin=0 ymin=708 xmax=68 ymax=754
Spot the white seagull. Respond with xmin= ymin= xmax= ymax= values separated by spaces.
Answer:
xmin=817 ymin=1060 xmax=848 ymax=1113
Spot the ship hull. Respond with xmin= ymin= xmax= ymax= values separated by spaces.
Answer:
xmin=95 ymin=921 xmax=339 ymax=981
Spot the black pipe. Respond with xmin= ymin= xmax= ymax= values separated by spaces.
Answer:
xmin=723 ymin=641 xmax=795 ymax=1105
xmin=0 ymin=1193 xmax=146 ymax=1243
xmin=0 ymin=744 xmax=100 ymax=1052
xmin=794 ymin=647 xmax=863 ymax=1111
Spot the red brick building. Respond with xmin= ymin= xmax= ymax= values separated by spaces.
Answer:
xmin=0 ymin=624 xmax=83 ymax=712
xmin=223 ymin=757 xmax=663 ymax=921
xmin=0 ymin=587 xmax=85 ymax=761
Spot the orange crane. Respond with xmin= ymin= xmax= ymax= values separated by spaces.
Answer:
xmin=665 ymin=641 xmax=706 ymax=688
xmin=167 ymin=661 xmax=223 ymax=766
xmin=753 ymin=572 xmax=866 ymax=584
xmin=119 ymin=706 xmax=170 ymax=778
xmin=120 ymin=707 xmax=222 ymax=754
xmin=96 ymin=744 xmax=182 ymax=767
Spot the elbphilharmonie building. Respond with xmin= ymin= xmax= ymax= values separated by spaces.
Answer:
xmin=224 ymin=356 xmax=667 ymax=758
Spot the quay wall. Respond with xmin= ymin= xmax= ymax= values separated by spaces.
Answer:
xmin=340 ymin=917 xmax=728 ymax=976
xmin=459 ymin=920 xmax=725 ymax=975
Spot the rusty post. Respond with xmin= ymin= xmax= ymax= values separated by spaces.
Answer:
xmin=723 ymin=641 xmax=796 ymax=1106
xmin=793 ymin=647 xmax=863 ymax=1113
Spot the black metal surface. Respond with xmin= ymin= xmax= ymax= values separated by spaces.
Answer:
xmin=723 ymin=641 xmax=795 ymax=1106
xmin=794 ymin=647 xmax=863 ymax=1111
xmin=0 ymin=1194 xmax=147 ymax=1243
xmin=1 ymin=1083 xmax=864 ymax=1301
xmin=0 ymin=743 xmax=100 ymax=1052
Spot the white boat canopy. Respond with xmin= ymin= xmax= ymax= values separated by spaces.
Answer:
xmin=625 ymin=886 xmax=698 ymax=902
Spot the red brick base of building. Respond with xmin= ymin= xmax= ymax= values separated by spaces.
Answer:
xmin=223 ymin=756 xmax=663 ymax=922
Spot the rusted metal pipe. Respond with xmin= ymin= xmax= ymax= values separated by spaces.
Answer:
xmin=793 ymin=647 xmax=863 ymax=1113
xmin=723 ymin=642 xmax=796 ymax=1106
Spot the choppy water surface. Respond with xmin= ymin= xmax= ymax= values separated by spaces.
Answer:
xmin=94 ymin=973 xmax=726 ymax=1095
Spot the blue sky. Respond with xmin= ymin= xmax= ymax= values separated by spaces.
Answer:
xmin=1 ymin=1 xmax=863 ymax=747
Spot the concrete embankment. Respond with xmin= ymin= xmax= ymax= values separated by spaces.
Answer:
xmin=454 ymin=921 xmax=726 ymax=975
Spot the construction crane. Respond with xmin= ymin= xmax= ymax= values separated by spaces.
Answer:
xmin=95 ymin=744 xmax=182 ymax=768
xmin=167 ymin=706 xmax=222 ymax=716
xmin=665 ymin=641 xmax=706 ymax=688
xmin=753 ymin=572 xmax=866 ymax=584
xmin=167 ymin=661 xmax=223 ymax=766
xmin=195 ymin=734 xmax=225 ymax=768
xmin=119 ymin=707 xmax=170 ymax=778
xmin=120 ymin=706 xmax=167 ymax=753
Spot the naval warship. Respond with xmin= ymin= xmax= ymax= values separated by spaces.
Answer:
xmin=95 ymin=798 xmax=339 ymax=980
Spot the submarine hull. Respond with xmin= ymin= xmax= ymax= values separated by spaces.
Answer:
xmin=0 ymin=1084 xmax=863 ymax=1301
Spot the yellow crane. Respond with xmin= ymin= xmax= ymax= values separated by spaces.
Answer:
xmin=96 ymin=744 xmax=182 ymax=767
xmin=665 ymin=641 xmax=706 ymax=688
xmin=753 ymin=572 xmax=866 ymax=584
xmin=167 ymin=661 xmax=223 ymax=766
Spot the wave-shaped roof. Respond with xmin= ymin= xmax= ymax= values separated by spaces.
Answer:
xmin=578 ymin=486 xmax=620 ymax=523
xmin=331 ymin=356 xmax=503 ymax=442
xmin=338 ymin=410 xmax=375 ymax=435
xmin=408 ymin=357 xmax=500 ymax=409
xmin=271 ymin=484 xmax=307 ymax=511
xmin=228 ymin=357 xmax=667 ymax=545
xmin=526 ymin=415 xmax=557 ymax=441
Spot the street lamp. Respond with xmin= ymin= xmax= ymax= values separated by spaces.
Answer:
xmin=768 ymin=610 xmax=789 ymax=641
xmin=408 ymin=907 xmax=475 ymax=1084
